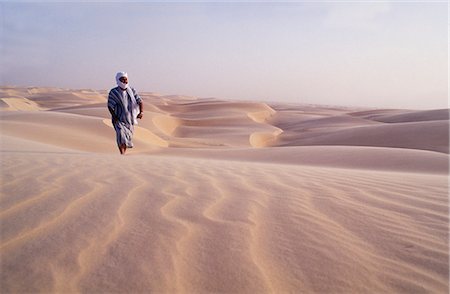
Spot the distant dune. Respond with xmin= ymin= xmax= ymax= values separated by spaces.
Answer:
xmin=1 ymin=86 xmax=448 ymax=293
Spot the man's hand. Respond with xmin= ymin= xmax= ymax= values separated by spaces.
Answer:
xmin=137 ymin=112 xmax=143 ymax=119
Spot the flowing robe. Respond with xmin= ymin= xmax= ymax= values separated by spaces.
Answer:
xmin=107 ymin=87 xmax=142 ymax=147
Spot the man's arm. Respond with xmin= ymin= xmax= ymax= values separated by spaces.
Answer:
xmin=133 ymin=88 xmax=144 ymax=119
xmin=107 ymin=90 xmax=119 ymax=123
xmin=108 ymin=106 xmax=118 ymax=123
xmin=137 ymin=101 xmax=143 ymax=119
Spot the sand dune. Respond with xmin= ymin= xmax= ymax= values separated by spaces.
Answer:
xmin=276 ymin=120 xmax=449 ymax=153
xmin=350 ymin=108 xmax=449 ymax=123
xmin=0 ymin=86 xmax=448 ymax=293
xmin=1 ymin=111 xmax=116 ymax=153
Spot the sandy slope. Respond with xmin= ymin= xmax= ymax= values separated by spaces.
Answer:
xmin=0 ymin=86 xmax=448 ymax=293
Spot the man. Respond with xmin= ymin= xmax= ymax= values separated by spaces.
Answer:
xmin=108 ymin=72 xmax=143 ymax=154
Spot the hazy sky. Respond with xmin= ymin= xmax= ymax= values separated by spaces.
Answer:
xmin=1 ymin=1 xmax=448 ymax=109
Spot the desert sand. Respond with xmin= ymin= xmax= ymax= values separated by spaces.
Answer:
xmin=0 ymin=86 xmax=448 ymax=293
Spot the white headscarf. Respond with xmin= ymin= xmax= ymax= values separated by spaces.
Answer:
xmin=116 ymin=71 xmax=128 ymax=89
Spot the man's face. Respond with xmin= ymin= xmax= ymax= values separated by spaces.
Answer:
xmin=119 ymin=77 xmax=128 ymax=84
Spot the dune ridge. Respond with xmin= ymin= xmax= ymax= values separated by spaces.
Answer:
xmin=0 ymin=86 xmax=448 ymax=293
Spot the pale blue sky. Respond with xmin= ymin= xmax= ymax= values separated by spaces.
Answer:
xmin=1 ymin=1 xmax=448 ymax=109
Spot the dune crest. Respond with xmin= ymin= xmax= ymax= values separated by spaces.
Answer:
xmin=1 ymin=97 xmax=44 ymax=111
xmin=152 ymin=115 xmax=182 ymax=136
xmin=246 ymin=103 xmax=276 ymax=123
xmin=249 ymin=129 xmax=283 ymax=148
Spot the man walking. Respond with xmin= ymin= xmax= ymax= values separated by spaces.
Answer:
xmin=108 ymin=72 xmax=143 ymax=154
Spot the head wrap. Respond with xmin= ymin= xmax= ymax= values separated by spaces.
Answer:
xmin=116 ymin=71 xmax=128 ymax=89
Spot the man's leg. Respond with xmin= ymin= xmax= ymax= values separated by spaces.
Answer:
xmin=118 ymin=144 xmax=127 ymax=155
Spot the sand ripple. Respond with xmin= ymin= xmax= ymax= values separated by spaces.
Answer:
xmin=1 ymin=153 xmax=447 ymax=293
